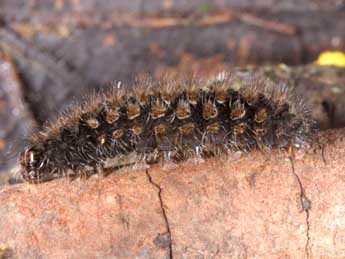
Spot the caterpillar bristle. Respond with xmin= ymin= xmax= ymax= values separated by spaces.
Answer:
xmin=20 ymin=72 xmax=316 ymax=183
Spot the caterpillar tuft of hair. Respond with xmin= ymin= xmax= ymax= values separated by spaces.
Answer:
xmin=20 ymin=72 xmax=316 ymax=183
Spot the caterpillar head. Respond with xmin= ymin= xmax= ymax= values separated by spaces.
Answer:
xmin=20 ymin=145 xmax=49 ymax=183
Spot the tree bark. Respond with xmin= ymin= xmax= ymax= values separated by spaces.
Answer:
xmin=0 ymin=129 xmax=344 ymax=258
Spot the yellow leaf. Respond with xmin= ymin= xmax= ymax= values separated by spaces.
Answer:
xmin=316 ymin=51 xmax=345 ymax=67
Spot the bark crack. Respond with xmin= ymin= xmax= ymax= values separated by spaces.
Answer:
xmin=145 ymin=169 xmax=173 ymax=259
xmin=289 ymin=157 xmax=311 ymax=259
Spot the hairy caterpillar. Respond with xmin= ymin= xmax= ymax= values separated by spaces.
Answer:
xmin=20 ymin=72 xmax=316 ymax=183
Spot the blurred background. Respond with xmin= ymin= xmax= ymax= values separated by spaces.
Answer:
xmin=1 ymin=0 xmax=345 ymax=184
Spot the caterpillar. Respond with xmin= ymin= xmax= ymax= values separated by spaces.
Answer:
xmin=20 ymin=72 xmax=316 ymax=183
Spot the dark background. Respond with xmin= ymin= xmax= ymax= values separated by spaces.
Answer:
xmin=1 ymin=0 xmax=345 ymax=184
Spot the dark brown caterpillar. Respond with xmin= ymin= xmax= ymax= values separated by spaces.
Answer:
xmin=20 ymin=72 xmax=316 ymax=183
